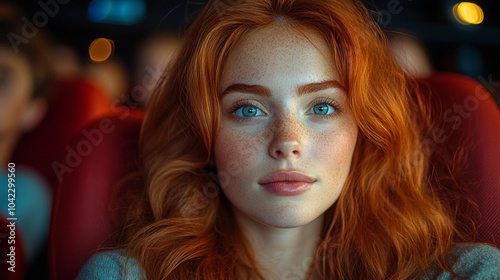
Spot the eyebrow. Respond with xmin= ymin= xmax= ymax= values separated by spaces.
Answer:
xmin=220 ymin=80 xmax=344 ymax=98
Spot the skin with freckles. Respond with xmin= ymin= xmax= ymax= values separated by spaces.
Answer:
xmin=215 ymin=23 xmax=358 ymax=230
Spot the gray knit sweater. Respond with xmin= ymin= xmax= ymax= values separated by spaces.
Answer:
xmin=76 ymin=244 xmax=500 ymax=279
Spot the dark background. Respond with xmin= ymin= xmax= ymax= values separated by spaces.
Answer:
xmin=12 ymin=0 xmax=500 ymax=98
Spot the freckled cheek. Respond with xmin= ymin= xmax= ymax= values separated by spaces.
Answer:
xmin=312 ymin=128 xmax=357 ymax=190
xmin=214 ymin=128 xmax=264 ymax=188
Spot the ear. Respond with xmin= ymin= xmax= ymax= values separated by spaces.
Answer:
xmin=21 ymin=98 xmax=47 ymax=132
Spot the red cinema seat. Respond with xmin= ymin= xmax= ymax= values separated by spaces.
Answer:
xmin=49 ymin=112 xmax=144 ymax=280
xmin=421 ymin=73 xmax=500 ymax=247
xmin=11 ymin=77 xmax=112 ymax=190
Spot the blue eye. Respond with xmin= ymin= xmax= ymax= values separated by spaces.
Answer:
xmin=229 ymin=98 xmax=341 ymax=121
xmin=313 ymin=104 xmax=332 ymax=115
xmin=308 ymin=104 xmax=336 ymax=115
xmin=235 ymin=106 xmax=264 ymax=117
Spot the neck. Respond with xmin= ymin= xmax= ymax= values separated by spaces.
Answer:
xmin=233 ymin=208 xmax=323 ymax=280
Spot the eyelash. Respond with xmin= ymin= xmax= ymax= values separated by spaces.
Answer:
xmin=228 ymin=97 xmax=342 ymax=122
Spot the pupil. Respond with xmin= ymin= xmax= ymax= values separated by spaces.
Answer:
xmin=244 ymin=107 xmax=255 ymax=116
xmin=316 ymin=105 xmax=328 ymax=114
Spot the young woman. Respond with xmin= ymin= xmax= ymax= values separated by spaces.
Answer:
xmin=77 ymin=0 xmax=500 ymax=279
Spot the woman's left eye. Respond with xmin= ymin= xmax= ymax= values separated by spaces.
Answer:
xmin=306 ymin=97 xmax=341 ymax=118
xmin=308 ymin=104 xmax=335 ymax=115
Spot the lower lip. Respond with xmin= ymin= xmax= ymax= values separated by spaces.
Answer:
xmin=260 ymin=182 xmax=313 ymax=196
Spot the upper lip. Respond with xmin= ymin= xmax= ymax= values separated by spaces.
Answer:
xmin=258 ymin=170 xmax=316 ymax=184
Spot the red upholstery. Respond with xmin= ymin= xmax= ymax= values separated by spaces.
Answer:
xmin=0 ymin=214 xmax=26 ymax=280
xmin=11 ymin=77 xmax=112 ymax=190
xmin=420 ymin=73 xmax=500 ymax=247
xmin=48 ymin=73 xmax=500 ymax=280
xmin=49 ymin=112 xmax=144 ymax=280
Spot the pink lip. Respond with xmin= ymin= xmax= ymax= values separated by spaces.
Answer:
xmin=258 ymin=170 xmax=316 ymax=196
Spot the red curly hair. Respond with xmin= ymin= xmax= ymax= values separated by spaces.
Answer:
xmin=121 ymin=0 xmax=468 ymax=279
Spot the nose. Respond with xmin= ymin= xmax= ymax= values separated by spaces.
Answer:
xmin=270 ymin=141 xmax=301 ymax=159
xmin=268 ymin=118 xmax=303 ymax=160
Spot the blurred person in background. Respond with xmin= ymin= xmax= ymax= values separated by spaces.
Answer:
xmin=51 ymin=43 xmax=82 ymax=79
xmin=131 ymin=32 xmax=181 ymax=108
xmin=0 ymin=1 xmax=53 ymax=270
xmin=84 ymin=57 xmax=131 ymax=104
xmin=388 ymin=32 xmax=433 ymax=78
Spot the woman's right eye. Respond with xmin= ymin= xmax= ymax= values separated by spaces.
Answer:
xmin=229 ymin=100 xmax=266 ymax=119
xmin=234 ymin=106 xmax=265 ymax=118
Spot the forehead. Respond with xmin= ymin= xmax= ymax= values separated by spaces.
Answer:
xmin=220 ymin=23 xmax=338 ymax=92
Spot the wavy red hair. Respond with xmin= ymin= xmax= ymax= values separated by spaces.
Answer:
xmin=121 ymin=0 xmax=469 ymax=279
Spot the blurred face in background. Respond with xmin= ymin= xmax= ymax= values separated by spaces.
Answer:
xmin=214 ymin=23 xmax=359 ymax=229
xmin=0 ymin=45 xmax=36 ymax=138
xmin=84 ymin=58 xmax=130 ymax=103
xmin=134 ymin=35 xmax=180 ymax=107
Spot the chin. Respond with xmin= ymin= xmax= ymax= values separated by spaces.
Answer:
xmin=250 ymin=207 xmax=325 ymax=229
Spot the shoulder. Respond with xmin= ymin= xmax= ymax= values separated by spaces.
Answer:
xmin=76 ymin=250 xmax=143 ymax=280
xmin=1 ymin=166 xmax=51 ymax=210
xmin=429 ymin=244 xmax=500 ymax=279
xmin=10 ymin=167 xmax=52 ymax=208
xmin=14 ymin=166 xmax=52 ymax=195
xmin=449 ymin=244 xmax=500 ymax=274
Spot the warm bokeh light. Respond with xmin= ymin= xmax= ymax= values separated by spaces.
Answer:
xmin=453 ymin=2 xmax=484 ymax=25
xmin=89 ymin=38 xmax=114 ymax=62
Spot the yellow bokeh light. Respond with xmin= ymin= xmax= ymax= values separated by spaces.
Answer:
xmin=453 ymin=2 xmax=484 ymax=25
xmin=89 ymin=38 xmax=114 ymax=62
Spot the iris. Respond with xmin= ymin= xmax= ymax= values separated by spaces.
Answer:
xmin=242 ymin=107 xmax=258 ymax=117
xmin=313 ymin=104 xmax=333 ymax=115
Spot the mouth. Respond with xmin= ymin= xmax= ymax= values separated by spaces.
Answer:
xmin=259 ymin=181 xmax=314 ymax=196
xmin=258 ymin=170 xmax=316 ymax=196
